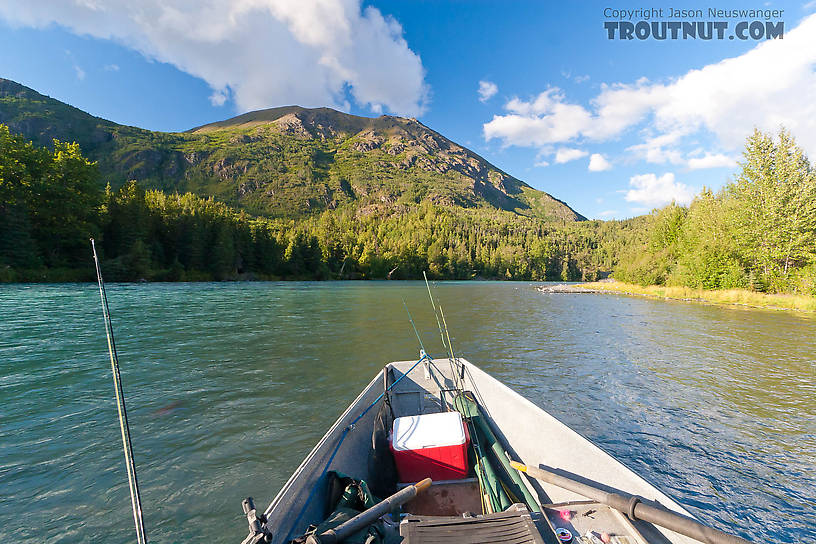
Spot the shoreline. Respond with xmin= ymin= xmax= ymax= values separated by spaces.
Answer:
xmin=538 ymin=280 xmax=816 ymax=313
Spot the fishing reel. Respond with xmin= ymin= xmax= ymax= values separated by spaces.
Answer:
xmin=241 ymin=497 xmax=273 ymax=544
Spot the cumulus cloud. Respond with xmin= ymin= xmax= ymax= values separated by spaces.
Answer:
xmin=485 ymin=88 xmax=592 ymax=147
xmin=626 ymin=131 xmax=685 ymax=164
xmin=625 ymin=173 xmax=694 ymax=207
xmin=0 ymin=0 xmax=428 ymax=116
xmin=597 ymin=210 xmax=619 ymax=218
xmin=484 ymin=14 xmax=816 ymax=164
xmin=478 ymin=80 xmax=498 ymax=102
xmin=554 ymin=147 xmax=588 ymax=163
xmin=588 ymin=153 xmax=611 ymax=172
xmin=686 ymin=153 xmax=738 ymax=170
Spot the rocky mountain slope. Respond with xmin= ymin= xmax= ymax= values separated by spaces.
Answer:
xmin=0 ymin=78 xmax=585 ymax=221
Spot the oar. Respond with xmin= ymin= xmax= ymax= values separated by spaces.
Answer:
xmin=306 ymin=478 xmax=432 ymax=544
xmin=510 ymin=461 xmax=752 ymax=544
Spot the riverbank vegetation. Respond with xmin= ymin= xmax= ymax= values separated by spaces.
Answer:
xmin=614 ymin=129 xmax=816 ymax=296
xmin=577 ymin=280 xmax=816 ymax=312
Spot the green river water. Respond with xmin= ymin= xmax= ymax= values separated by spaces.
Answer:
xmin=1 ymin=282 xmax=814 ymax=543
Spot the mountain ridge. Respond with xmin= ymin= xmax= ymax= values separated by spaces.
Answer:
xmin=0 ymin=78 xmax=585 ymax=221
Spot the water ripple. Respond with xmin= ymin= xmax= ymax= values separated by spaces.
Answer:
xmin=0 ymin=282 xmax=813 ymax=543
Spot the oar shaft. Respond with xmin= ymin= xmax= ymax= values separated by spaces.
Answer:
xmin=308 ymin=478 xmax=432 ymax=544
xmin=511 ymin=462 xmax=751 ymax=544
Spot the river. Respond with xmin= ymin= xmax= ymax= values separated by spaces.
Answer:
xmin=0 ymin=282 xmax=813 ymax=543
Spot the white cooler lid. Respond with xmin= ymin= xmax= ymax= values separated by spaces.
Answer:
xmin=391 ymin=411 xmax=466 ymax=451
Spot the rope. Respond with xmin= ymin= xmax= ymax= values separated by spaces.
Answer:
xmin=282 ymin=353 xmax=430 ymax=542
xmin=91 ymin=239 xmax=148 ymax=544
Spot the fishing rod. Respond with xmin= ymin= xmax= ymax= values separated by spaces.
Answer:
xmin=402 ymin=299 xmax=428 ymax=356
xmin=438 ymin=305 xmax=466 ymax=389
xmin=422 ymin=271 xmax=463 ymax=392
xmin=422 ymin=272 xmax=452 ymax=360
xmin=416 ymin=274 xmax=498 ymax=514
xmin=422 ymin=272 xmax=465 ymax=392
xmin=419 ymin=276 xmax=496 ymax=513
xmin=91 ymin=239 xmax=148 ymax=544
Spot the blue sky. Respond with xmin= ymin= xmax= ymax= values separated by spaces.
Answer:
xmin=1 ymin=1 xmax=815 ymax=219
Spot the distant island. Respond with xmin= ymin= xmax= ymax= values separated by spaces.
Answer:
xmin=0 ymin=78 xmax=814 ymax=301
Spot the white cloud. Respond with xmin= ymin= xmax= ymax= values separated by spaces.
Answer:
xmin=104 ymin=63 xmax=120 ymax=71
xmin=478 ymin=80 xmax=498 ymax=102
xmin=686 ymin=153 xmax=738 ymax=170
xmin=0 ymin=0 xmax=428 ymax=116
xmin=562 ymin=71 xmax=589 ymax=84
xmin=597 ymin=210 xmax=619 ymax=218
xmin=626 ymin=131 xmax=685 ymax=164
xmin=625 ymin=173 xmax=694 ymax=207
xmin=554 ymin=147 xmax=588 ymax=164
xmin=484 ymin=14 xmax=816 ymax=161
xmin=588 ymin=153 xmax=611 ymax=171
xmin=534 ymin=159 xmax=549 ymax=167
xmin=209 ymin=88 xmax=230 ymax=107
xmin=484 ymin=88 xmax=592 ymax=147
xmin=65 ymin=49 xmax=85 ymax=80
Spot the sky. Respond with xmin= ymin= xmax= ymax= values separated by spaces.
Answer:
xmin=1 ymin=0 xmax=815 ymax=219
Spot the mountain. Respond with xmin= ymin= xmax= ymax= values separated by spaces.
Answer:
xmin=0 ymin=78 xmax=585 ymax=221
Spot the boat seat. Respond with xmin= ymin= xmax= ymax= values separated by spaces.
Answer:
xmin=399 ymin=503 xmax=551 ymax=544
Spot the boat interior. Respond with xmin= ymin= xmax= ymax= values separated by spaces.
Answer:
xmin=256 ymin=357 xmax=699 ymax=544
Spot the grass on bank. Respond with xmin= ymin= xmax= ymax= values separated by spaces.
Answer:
xmin=578 ymin=280 xmax=816 ymax=313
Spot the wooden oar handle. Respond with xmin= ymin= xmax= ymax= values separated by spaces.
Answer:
xmin=415 ymin=478 xmax=432 ymax=492
xmin=309 ymin=477 xmax=434 ymax=544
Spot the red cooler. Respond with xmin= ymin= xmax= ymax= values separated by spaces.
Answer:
xmin=390 ymin=411 xmax=470 ymax=482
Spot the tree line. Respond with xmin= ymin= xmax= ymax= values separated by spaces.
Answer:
xmin=614 ymin=128 xmax=816 ymax=295
xmin=0 ymin=124 xmax=629 ymax=282
xmin=3 ymin=123 xmax=814 ymax=296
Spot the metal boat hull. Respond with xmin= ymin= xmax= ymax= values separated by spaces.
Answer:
xmin=261 ymin=358 xmax=698 ymax=544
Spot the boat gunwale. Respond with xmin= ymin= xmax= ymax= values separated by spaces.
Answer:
xmin=452 ymin=359 xmax=696 ymax=520
xmin=262 ymin=367 xmax=385 ymax=521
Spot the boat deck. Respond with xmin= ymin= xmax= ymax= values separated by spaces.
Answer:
xmin=401 ymin=503 xmax=549 ymax=544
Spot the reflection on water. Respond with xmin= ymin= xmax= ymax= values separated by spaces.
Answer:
xmin=0 ymin=282 xmax=813 ymax=543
